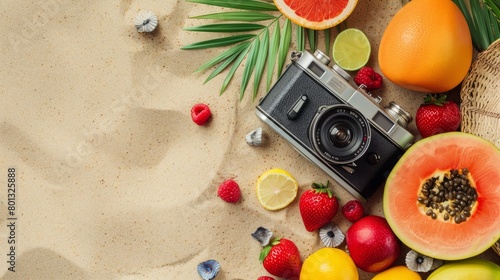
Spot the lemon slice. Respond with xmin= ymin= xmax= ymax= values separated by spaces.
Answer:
xmin=332 ymin=28 xmax=371 ymax=71
xmin=256 ymin=168 xmax=299 ymax=210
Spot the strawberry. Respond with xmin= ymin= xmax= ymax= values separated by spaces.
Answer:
xmin=217 ymin=179 xmax=240 ymax=203
xmin=257 ymin=277 xmax=275 ymax=280
xmin=415 ymin=94 xmax=461 ymax=138
xmin=191 ymin=103 xmax=211 ymax=126
xmin=354 ymin=66 xmax=383 ymax=91
xmin=260 ymin=238 xmax=302 ymax=280
xmin=299 ymin=181 xmax=339 ymax=232
xmin=342 ymin=200 xmax=365 ymax=222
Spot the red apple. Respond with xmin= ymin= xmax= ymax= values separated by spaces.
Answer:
xmin=345 ymin=215 xmax=400 ymax=272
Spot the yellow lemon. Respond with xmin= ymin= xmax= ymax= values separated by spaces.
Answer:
xmin=372 ymin=266 xmax=422 ymax=280
xmin=300 ymin=248 xmax=359 ymax=280
xmin=256 ymin=168 xmax=298 ymax=210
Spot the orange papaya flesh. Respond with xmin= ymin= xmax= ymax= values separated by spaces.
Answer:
xmin=383 ymin=132 xmax=500 ymax=260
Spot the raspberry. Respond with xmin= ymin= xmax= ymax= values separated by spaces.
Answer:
xmin=257 ymin=276 xmax=275 ymax=280
xmin=341 ymin=200 xmax=365 ymax=222
xmin=354 ymin=66 xmax=383 ymax=91
xmin=217 ymin=179 xmax=241 ymax=203
xmin=191 ymin=103 xmax=211 ymax=126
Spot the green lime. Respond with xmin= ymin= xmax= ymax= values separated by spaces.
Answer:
xmin=332 ymin=28 xmax=371 ymax=71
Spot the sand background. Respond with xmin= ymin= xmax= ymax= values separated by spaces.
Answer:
xmin=0 ymin=0 xmax=498 ymax=279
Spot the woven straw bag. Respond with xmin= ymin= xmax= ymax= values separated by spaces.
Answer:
xmin=460 ymin=39 xmax=500 ymax=256
xmin=460 ymin=38 xmax=500 ymax=148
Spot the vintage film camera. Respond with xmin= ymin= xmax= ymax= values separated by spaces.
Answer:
xmin=256 ymin=50 xmax=414 ymax=201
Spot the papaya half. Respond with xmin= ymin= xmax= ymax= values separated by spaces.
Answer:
xmin=383 ymin=132 xmax=500 ymax=260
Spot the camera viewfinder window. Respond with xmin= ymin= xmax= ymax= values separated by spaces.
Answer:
xmin=372 ymin=112 xmax=394 ymax=132
xmin=308 ymin=62 xmax=325 ymax=77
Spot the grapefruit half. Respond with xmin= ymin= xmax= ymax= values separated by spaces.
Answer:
xmin=273 ymin=0 xmax=358 ymax=30
xmin=383 ymin=132 xmax=500 ymax=260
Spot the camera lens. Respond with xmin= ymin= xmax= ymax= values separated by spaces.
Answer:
xmin=330 ymin=124 xmax=352 ymax=147
xmin=310 ymin=105 xmax=371 ymax=164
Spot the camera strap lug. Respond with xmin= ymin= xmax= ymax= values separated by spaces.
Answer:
xmin=290 ymin=51 xmax=302 ymax=61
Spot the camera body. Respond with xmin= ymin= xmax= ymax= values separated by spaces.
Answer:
xmin=256 ymin=50 xmax=414 ymax=201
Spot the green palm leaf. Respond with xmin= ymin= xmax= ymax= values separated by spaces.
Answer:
xmin=484 ymin=0 xmax=500 ymax=22
xmin=296 ymin=25 xmax=305 ymax=51
xmin=195 ymin=42 xmax=251 ymax=73
xmin=181 ymin=34 xmax=255 ymax=50
xmin=253 ymin=29 xmax=269 ymax=100
xmin=490 ymin=8 xmax=500 ymax=37
xmin=184 ymin=23 xmax=266 ymax=32
xmin=186 ymin=0 xmax=278 ymax=11
xmin=203 ymin=43 xmax=251 ymax=83
xmin=190 ymin=11 xmax=277 ymax=21
xmin=324 ymin=29 xmax=332 ymax=56
xmin=266 ymin=23 xmax=280 ymax=91
xmin=471 ymin=0 xmax=491 ymax=50
xmin=241 ymin=37 xmax=260 ymax=100
xmin=181 ymin=0 xmax=336 ymax=100
xmin=220 ymin=45 xmax=251 ymax=95
xmin=277 ymin=18 xmax=292 ymax=77
xmin=483 ymin=3 xmax=495 ymax=43
xmin=307 ymin=29 xmax=317 ymax=52
xmin=204 ymin=52 xmax=240 ymax=84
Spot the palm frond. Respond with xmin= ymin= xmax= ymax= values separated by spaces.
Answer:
xmin=186 ymin=0 xmax=278 ymax=11
xmin=240 ymin=37 xmax=260 ymax=100
xmin=266 ymin=23 xmax=280 ymax=91
xmin=277 ymin=18 xmax=292 ymax=77
xmin=196 ymin=42 xmax=251 ymax=73
xmin=190 ymin=11 xmax=277 ymax=21
xmin=220 ymin=45 xmax=251 ymax=95
xmin=253 ymin=29 xmax=269 ymax=100
xmin=182 ymin=0 xmax=336 ymax=100
xmin=307 ymin=29 xmax=317 ymax=52
xmin=296 ymin=25 xmax=305 ymax=51
xmin=483 ymin=2 xmax=496 ymax=43
xmin=181 ymin=34 xmax=256 ymax=50
xmin=484 ymin=0 xmax=500 ymax=22
xmin=184 ymin=23 xmax=266 ymax=32
xmin=203 ymin=43 xmax=251 ymax=83
xmin=490 ymin=6 xmax=500 ymax=37
xmin=204 ymin=52 xmax=240 ymax=85
xmin=324 ymin=29 xmax=331 ymax=56
xmin=471 ymin=0 xmax=491 ymax=50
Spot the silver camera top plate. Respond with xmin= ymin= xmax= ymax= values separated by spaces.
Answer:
xmin=291 ymin=50 xmax=414 ymax=150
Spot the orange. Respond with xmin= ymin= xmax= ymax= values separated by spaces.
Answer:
xmin=273 ymin=0 xmax=358 ymax=30
xmin=300 ymin=248 xmax=358 ymax=280
xmin=378 ymin=0 xmax=472 ymax=93
xmin=372 ymin=266 xmax=422 ymax=280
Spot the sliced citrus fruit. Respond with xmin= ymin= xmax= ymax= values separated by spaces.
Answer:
xmin=273 ymin=0 xmax=358 ymax=30
xmin=332 ymin=28 xmax=371 ymax=71
xmin=256 ymin=168 xmax=299 ymax=210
